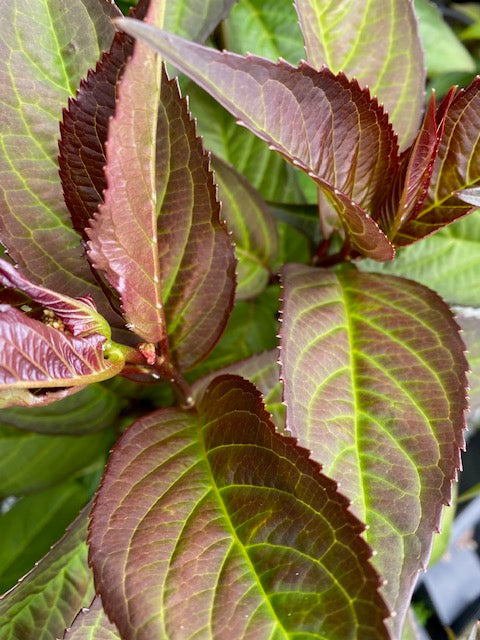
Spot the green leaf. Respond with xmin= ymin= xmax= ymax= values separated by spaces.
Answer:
xmin=294 ymin=0 xmax=425 ymax=149
xmin=165 ymin=0 xmax=238 ymax=42
xmin=395 ymin=77 xmax=480 ymax=246
xmin=414 ymin=0 xmax=475 ymax=77
xmin=455 ymin=309 xmax=480 ymax=426
xmin=64 ymin=596 xmax=120 ymax=639
xmin=279 ymin=264 xmax=468 ymax=636
xmin=224 ymin=0 xmax=304 ymax=63
xmin=0 ymin=425 xmax=112 ymax=497
xmin=0 ymin=383 xmax=122 ymax=435
xmin=89 ymin=375 xmax=390 ymax=639
xmin=0 ymin=508 xmax=93 ymax=640
xmin=212 ymin=155 xmax=278 ymax=300
xmin=0 ymin=481 xmax=90 ymax=594
xmin=0 ymin=0 xmax=119 ymax=311
xmin=361 ymin=211 xmax=480 ymax=307
xmin=113 ymin=22 xmax=397 ymax=260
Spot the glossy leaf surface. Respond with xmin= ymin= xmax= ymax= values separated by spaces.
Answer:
xmin=0 ymin=509 xmax=93 ymax=640
xmin=0 ymin=0 xmax=119 ymax=302
xmin=0 ymin=306 xmax=124 ymax=390
xmin=294 ymin=0 xmax=425 ymax=150
xmin=279 ymin=264 xmax=468 ymax=635
xmin=114 ymin=22 xmax=397 ymax=260
xmin=89 ymin=375 xmax=389 ymax=640
xmin=395 ymin=77 xmax=480 ymax=245
xmin=212 ymin=156 xmax=278 ymax=299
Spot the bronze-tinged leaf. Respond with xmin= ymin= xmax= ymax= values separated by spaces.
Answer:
xmin=0 ymin=259 xmax=109 ymax=337
xmin=0 ymin=0 xmax=119 ymax=303
xmin=0 ymin=305 xmax=124 ymax=391
xmin=279 ymin=264 xmax=468 ymax=636
xmin=113 ymin=21 xmax=398 ymax=260
xmin=89 ymin=375 xmax=390 ymax=640
xmin=395 ymin=77 xmax=480 ymax=246
xmin=294 ymin=0 xmax=425 ymax=150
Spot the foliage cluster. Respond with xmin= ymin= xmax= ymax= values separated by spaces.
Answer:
xmin=1 ymin=0 xmax=480 ymax=638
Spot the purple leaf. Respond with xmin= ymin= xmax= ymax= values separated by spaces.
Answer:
xmin=395 ymin=77 xmax=480 ymax=245
xmin=279 ymin=264 xmax=468 ymax=636
xmin=89 ymin=375 xmax=390 ymax=639
xmin=0 ymin=305 xmax=124 ymax=390
xmin=113 ymin=21 xmax=398 ymax=260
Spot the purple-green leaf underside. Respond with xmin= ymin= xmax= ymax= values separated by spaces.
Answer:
xmin=395 ymin=77 xmax=480 ymax=245
xmin=0 ymin=305 xmax=123 ymax=390
xmin=279 ymin=263 xmax=468 ymax=636
xmin=294 ymin=0 xmax=425 ymax=150
xmin=0 ymin=508 xmax=93 ymax=640
xmin=89 ymin=375 xmax=389 ymax=640
xmin=0 ymin=0 xmax=119 ymax=307
xmin=114 ymin=21 xmax=397 ymax=261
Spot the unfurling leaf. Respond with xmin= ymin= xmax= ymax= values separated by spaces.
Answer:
xmin=89 ymin=375 xmax=390 ymax=640
xmin=279 ymin=263 xmax=468 ymax=635
xmin=113 ymin=21 xmax=397 ymax=261
xmin=0 ymin=305 xmax=123 ymax=391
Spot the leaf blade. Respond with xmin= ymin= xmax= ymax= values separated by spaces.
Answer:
xmin=279 ymin=264 xmax=468 ymax=635
xmin=89 ymin=375 xmax=390 ymax=639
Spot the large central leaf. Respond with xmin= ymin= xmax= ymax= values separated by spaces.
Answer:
xmin=89 ymin=375 xmax=389 ymax=639
xmin=279 ymin=264 xmax=468 ymax=636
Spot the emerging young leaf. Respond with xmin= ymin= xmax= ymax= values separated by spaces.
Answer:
xmin=0 ymin=0 xmax=119 ymax=304
xmin=113 ymin=21 xmax=397 ymax=261
xmin=212 ymin=155 xmax=278 ymax=299
xmin=279 ymin=264 xmax=468 ymax=636
xmin=0 ymin=508 xmax=93 ymax=640
xmin=0 ymin=306 xmax=124 ymax=391
xmin=89 ymin=375 xmax=390 ymax=640
xmin=294 ymin=0 xmax=425 ymax=149
xmin=395 ymin=77 xmax=480 ymax=245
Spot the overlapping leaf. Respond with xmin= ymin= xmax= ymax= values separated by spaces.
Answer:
xmin=0 ymin=383 xmax=121 ymax=435
xmin=164 ymin=0 xmax=238 ymax=43
xmin=64 ymin=596 xmax=120 ymax=639
xmin=279 ymin=264 xmax=468 ymax=636
xmin=89 ymin=375 xmax=389 ymax=640
xmin=0 ymin=306 xmax=124 ymax=390
xmin=0 ymin=0 xmax=119 ymax=307
xmin=0 ymin=508 xmax=93 ymax=640
xmin=394 ymin=77 xmax=480 ymax=246
xmin=293 ymin=0 xmax=425 ymax=149
xmin=212 ymin=156 xmax=278 ymax=299
xmin=114 ymin=21 xmax=397 ymax=261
